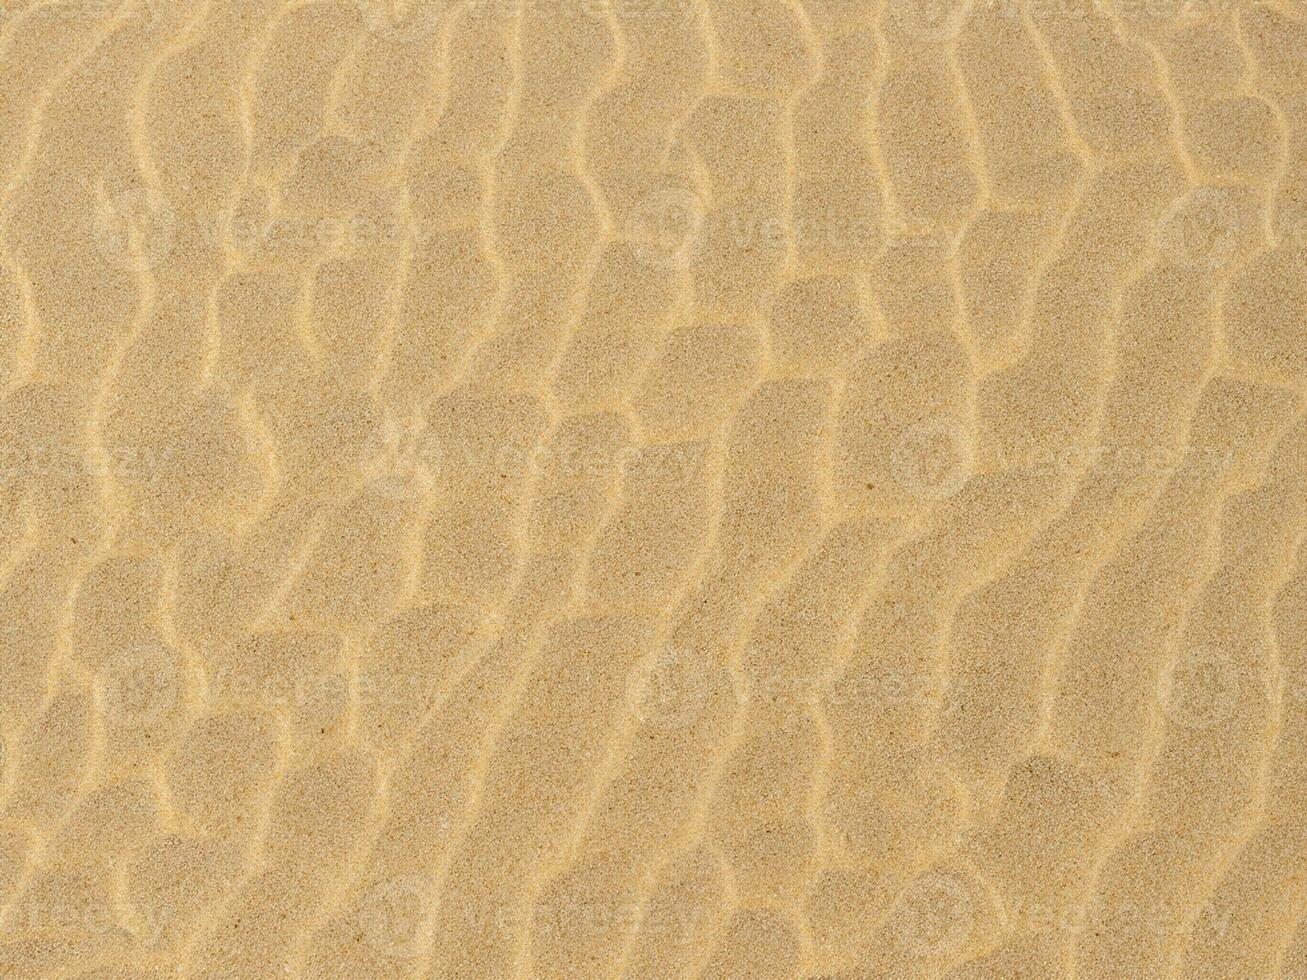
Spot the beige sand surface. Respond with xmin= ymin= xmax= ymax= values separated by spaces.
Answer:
xmin=0 ymin=0 xmax=1306 ymax=976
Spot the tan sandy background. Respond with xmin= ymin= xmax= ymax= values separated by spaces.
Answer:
xmin=0 ymin=0 xmax=1306 ymax=976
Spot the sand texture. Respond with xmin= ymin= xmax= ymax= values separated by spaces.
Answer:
xmin=0 ymin=0 xmax=1306 ymax=976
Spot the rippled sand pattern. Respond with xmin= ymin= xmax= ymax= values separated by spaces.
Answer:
xmin=1 ymin=0 xmax=1307 ymax=976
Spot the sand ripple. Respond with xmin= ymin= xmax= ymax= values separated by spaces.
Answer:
xmin=0 ymin=0 xmax=1305 ymax=976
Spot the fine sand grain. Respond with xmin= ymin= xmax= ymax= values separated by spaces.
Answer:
xmin=1 ymin=0 xmax=1306 ymax=976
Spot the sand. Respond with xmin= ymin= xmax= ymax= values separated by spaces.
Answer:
xmin=0 ymin=0 xmax=1305 ymax=976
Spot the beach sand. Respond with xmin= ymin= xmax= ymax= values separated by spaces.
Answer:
xmin=0 ymin=0 xmax=1306 ymax=976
